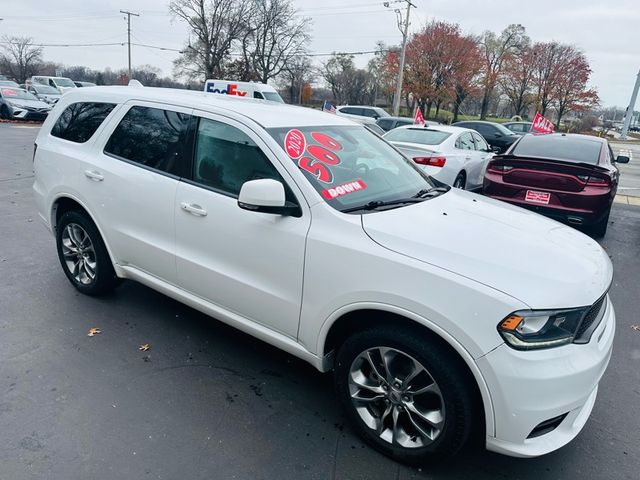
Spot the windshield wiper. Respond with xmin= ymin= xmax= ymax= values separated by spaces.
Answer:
xmin=412 ymin=186 xmax=450 ymax=198
xmin=342 ymin=198 xmax=424 ymax=213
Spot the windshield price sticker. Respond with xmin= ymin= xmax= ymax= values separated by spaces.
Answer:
xmin=284 ymin=129 xmax=306 ymax=159
xmin=321 ymin=180 xmax=368 ymax=199
xmin=289 ymin=131 xmax=344 ymax=185
xmin=1 ymin=89 xmax=17 ymax=96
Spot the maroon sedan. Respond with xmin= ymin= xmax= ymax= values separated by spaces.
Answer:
xmin=483 ymin=133 xmax=630 ymax=236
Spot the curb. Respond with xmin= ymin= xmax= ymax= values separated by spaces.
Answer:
xmin=614 ymin=195 xmax=640 ymax=206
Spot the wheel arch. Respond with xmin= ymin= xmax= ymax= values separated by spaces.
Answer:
xmin=318 ymin=304 xmax=495 ymax=437
xmin=51 ymin=194 xmax=121 ymax=276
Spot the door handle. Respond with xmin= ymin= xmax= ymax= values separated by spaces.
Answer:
xmin=84 ymin=170 xmax=104 ymax=181
xmin=180 ymin=202 xmax=208 ymax=217
xmin=465 ymin=156 xmax=471 ymax=160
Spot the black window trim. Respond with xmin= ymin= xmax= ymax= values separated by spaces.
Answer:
xmin=101 ymin=104 xmax=197 ymax=180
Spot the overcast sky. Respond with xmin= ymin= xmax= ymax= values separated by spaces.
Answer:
xmin=1 ymin=0 xmax=638 ymax=107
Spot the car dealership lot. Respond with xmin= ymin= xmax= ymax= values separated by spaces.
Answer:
xmin=1 ymin=123 xmax=639 ymax=479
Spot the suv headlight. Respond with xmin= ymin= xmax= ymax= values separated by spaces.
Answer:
xmin=497 ymin=307 xmax=588 ymax=350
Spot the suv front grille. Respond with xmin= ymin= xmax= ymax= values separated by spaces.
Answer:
xmin=573 ymin=293 xmax=607 ymax=344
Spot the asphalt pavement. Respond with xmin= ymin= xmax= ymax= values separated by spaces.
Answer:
xmin=1 ymin=123 xmax=639 ymax=479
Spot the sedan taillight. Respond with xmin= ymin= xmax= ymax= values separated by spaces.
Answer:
xmin=486 ymin=161 xmax=512 ymax=173
xmin=413 ymin=156 xmax=446 ymax=167
xmin=585 ymin=175 xmax=610 ymax=187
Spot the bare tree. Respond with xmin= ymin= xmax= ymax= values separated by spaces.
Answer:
xmin=322 ymin=53 xmax=356 ymax=104
xmin=245 ymin=0 xmax=311 ymax=83
xmin=500 ymin=40 xmax=535 ymax=117
xmin=478 ymin=24 xmax=528 ymax=119
xmin=0 ymin=36 xmax=43 ymax=83
xmin=169 ymin=0 xmax=254 ymax=81
xmin=278 ymin=56 xmax=313 ymax=104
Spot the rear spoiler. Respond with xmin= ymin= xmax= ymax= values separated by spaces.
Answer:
xmin=491 ymin=155 xmax=609 ymax=173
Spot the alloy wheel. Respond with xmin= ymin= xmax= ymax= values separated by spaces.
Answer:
xmin=348 ymin=347 xmax=445 ymax=449
xmin=61 ymin=223 xmax=97 ymax=285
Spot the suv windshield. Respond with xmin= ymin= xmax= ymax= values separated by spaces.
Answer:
xmin=268 ymin=125 xmax=441 ymax=213
xmin=54 ymin=78 xmax=75 ymax=87
xmin=384 ymin=128 xmax=451 ymax=145
xmin=1 ymin=88 xmax=39 ymax=101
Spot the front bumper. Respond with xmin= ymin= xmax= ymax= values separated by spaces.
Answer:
xmin=478 ymin=295 xmax=615 ymax=457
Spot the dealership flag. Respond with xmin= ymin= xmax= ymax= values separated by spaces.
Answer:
xmin=323 ymin=101 xmax=337 ymax=114
xmin=531 ymin=112 xmax=554 ymax=134
xmin=414 ymin=107 xmax=425 ymax=125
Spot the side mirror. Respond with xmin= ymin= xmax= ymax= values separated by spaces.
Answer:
xmin=494 ymin=133 xmax=502 ymax=138
xmin=238 ymin=179 xmax=301 ymax=217
xmin=492 ymin=146 xmax=502 ymax=154
xmin=615 ymin=155 xmax=630 ymax=164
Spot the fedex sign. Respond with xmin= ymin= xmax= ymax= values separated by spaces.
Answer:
xmin=205 ymin=81 xmax=247 ymax=97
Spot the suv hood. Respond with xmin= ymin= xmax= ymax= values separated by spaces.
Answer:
xmin=361 ymin=189 xmax=612 ymax=309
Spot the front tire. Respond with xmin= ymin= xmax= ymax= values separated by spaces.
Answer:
xmin=334 ymin=325 xmax=476 ymax=464
xmin=56 ymin=210 xmax=119 ymax=296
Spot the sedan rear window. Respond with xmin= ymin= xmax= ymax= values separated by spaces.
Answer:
xmin=384 ymin=128 xmax=451 ymax=145
xmin=512 ymin=135 xmax=602 ymax=164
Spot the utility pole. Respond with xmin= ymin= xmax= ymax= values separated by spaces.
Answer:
xmin=385 ymin=0 xmax=416 ymax=116
xmin=120 ymin=10 xmax=139 ymax=79
xmin=621 ymin=69 xmax=640 ymax=140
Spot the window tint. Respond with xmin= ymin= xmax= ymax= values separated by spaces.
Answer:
xmin=253 ymin=91 xmax=264 ymax=99
xmin=104 ymin=106 xmax=191 ymax=175
xmin=473 ymin=124 xmax=494 ymax=137
xmin=456 ymin=133 xmax=475 ymax=150
xmin=512 ymin=135 xmax=602 ymax=164
xmin=193 ymin=117 xmax=283 ymax=197
xmin=377 ymin=119 xmax=392 ymax=130
xmin=507 ymin=123 xmax=523 ymax=133
xmin=51 ymin=102 xmax=116 ymax=143
xmin=362 ymin=108 xmax=378 ymax=118
xmin=471 ymin=132 xmax=489 ymax=151
xmin=340 ymin=107 xmax=361 ymax=115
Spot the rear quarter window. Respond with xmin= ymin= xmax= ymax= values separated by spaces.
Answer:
xmin=51 ymin=102 xmax=116 ymax=143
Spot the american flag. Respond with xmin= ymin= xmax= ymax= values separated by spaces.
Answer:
xmin=323 ymin=101 xmax=337 ymax=114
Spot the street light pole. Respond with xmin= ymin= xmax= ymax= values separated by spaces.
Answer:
xmin=620 ymin=69 xmax=640 ymax=140
xmin=120 ymin=10 xmax=140 ymax=79
xmin=388 ymin=0 xmax=415 ymax=117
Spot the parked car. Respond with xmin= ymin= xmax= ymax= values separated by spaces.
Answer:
xmin=384 ymin=125 xmax=493 ymax=190
xmin=336 ymin=105 xmax=389 ymax=124
xmin=483 ymin=133 xmax=628 ymax=236
xmin=453 ymin=120 xmax=519 ymax=153
xmin=503 ymin=121 xmax=532 ymax=134
xmin=31 ymin=75 xmax=77 ymax=93
xmin=74 ymin=81 xmax=97 ymax=88
xmin=0 ymin=79 xmax=20 ymax=88
xmin=34 ymin=86 xmax=615 ymax=464
xmin=26 ymin=84 xmax=62 ymax=105
xmin=0 ymin=87 xmax=51 ymax=121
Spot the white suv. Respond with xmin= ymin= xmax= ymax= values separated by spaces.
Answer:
xmin=33 ymin=86 xmax=615 ymax=464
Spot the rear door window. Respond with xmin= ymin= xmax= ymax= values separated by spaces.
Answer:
xmin=51 ymin=102 xmax=116 ymax=143
xmin=104 ymin=105 xmax=192 ymax=176
xmin=456 ymin=133 xmax=475 ymax=150
xmin=471 ymin=132 xmax=489 ymax=151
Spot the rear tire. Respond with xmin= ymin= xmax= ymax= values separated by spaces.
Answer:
xmin=55 ymin=210 xmax=119 ymax=296
xmin=453 ymin=173 xmax=466 ymax=190
xmin=589 ymin=209 xmax=610 ymax=238
xmin=334 ymin=325 xmax=476 ymax=465
xmin=0 ymin=105 xmax=10 ymax=120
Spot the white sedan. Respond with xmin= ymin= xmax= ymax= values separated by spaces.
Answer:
xmin=383 ymin=124 xmax=495 ymax=191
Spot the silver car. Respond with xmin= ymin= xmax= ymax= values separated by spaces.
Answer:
xmin=27 ymin=84 xmax=62 ymax=105
xmin=0 ymin=87 xmax=51 ymax=121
